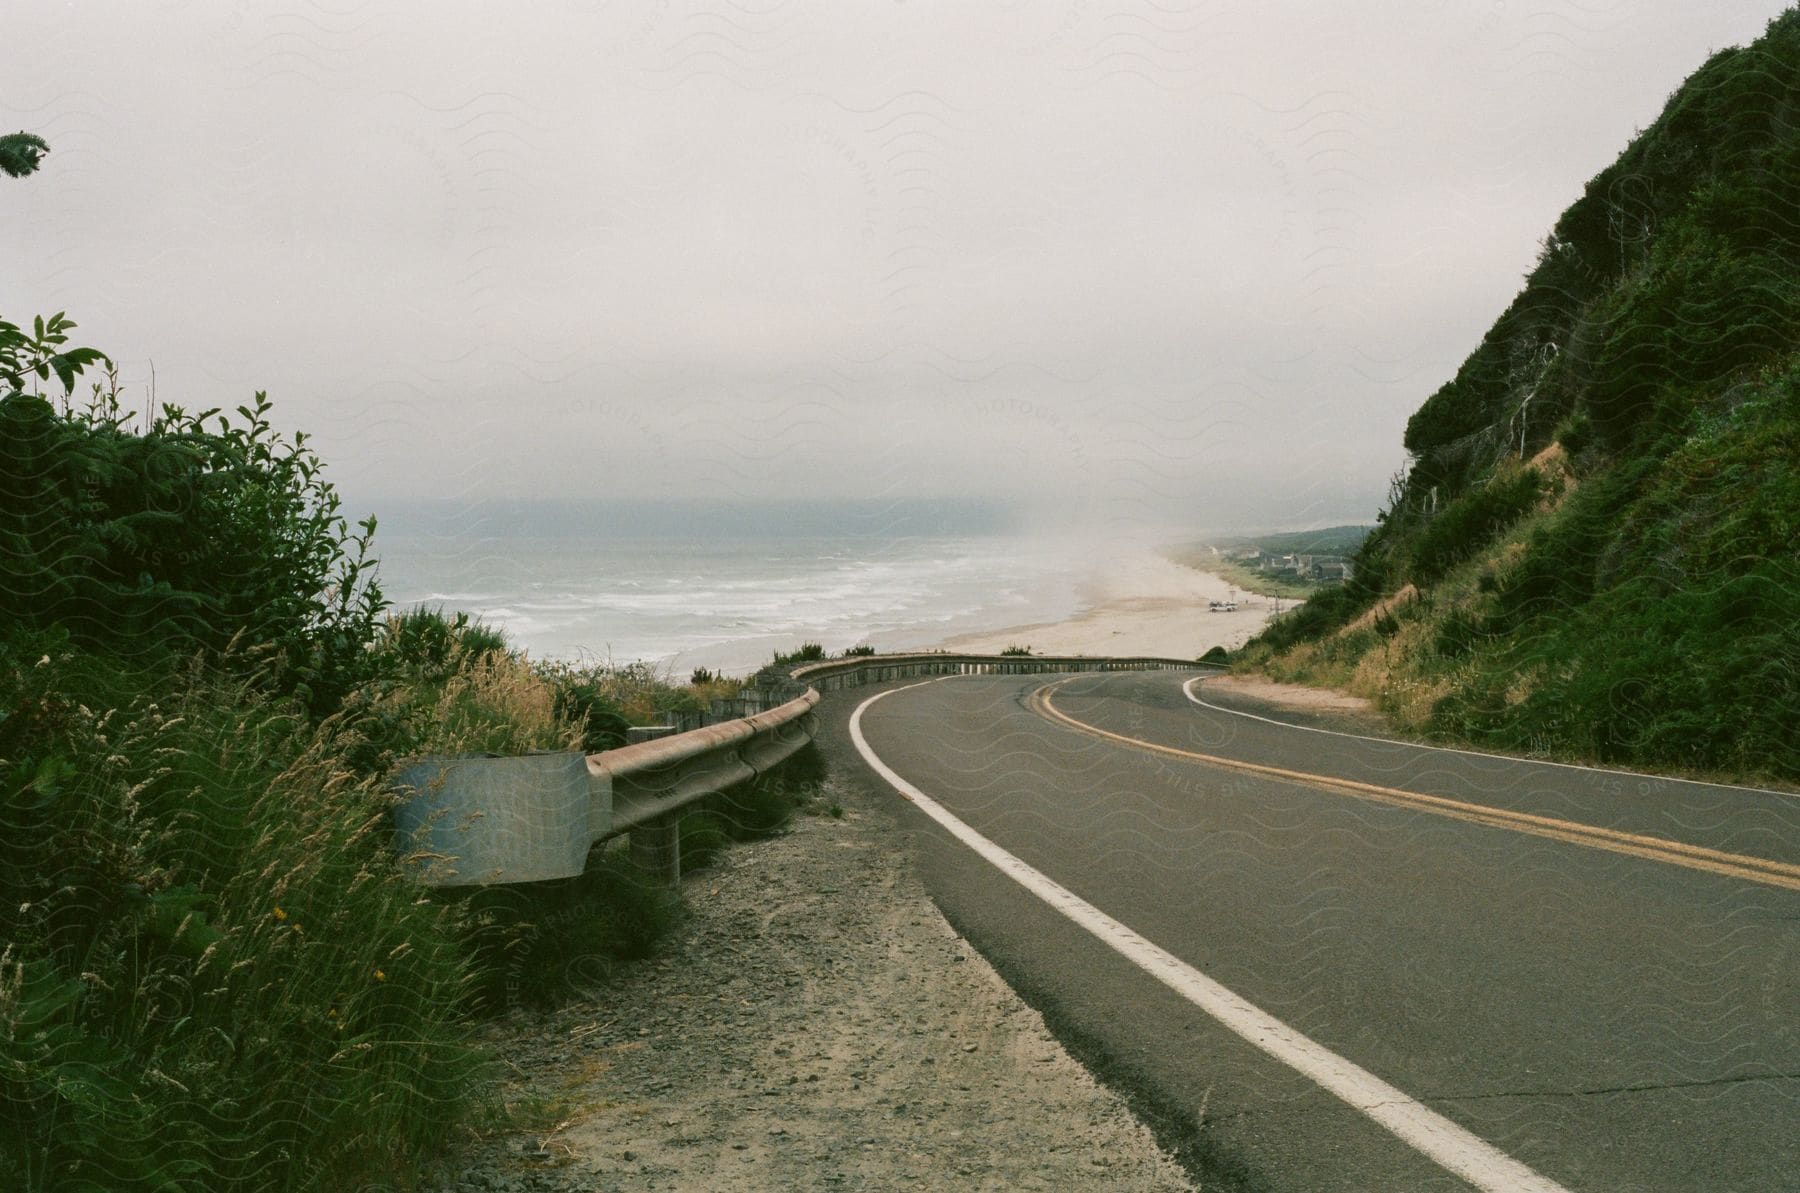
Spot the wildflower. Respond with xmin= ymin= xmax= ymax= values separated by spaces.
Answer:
xmin=272 ymin=907 xmax=288 ymax=921
xmin=374 ymin=969 xmax=386 ymax=982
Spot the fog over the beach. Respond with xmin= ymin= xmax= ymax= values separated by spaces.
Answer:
xmin=4 ymin=2 xmax=1788 ymax=538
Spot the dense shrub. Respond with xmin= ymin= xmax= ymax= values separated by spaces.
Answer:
xmin=1407 ymin=468 xmax=1542 ymax=584
xmin=1432 ymin=609 xmax=1490 ymax=659
xmin=677 ymin=811 xmax=733 ymax=872
xmin=0 ymin=383 xmax=387 ymax=716
xmin=0 ymin=325 xmax=536 ymax=1189
xmin=383 ymin=606 xmax=505 ymax=678
xmin=539 ymin=658 xmax=743 ymax=737
xmin=553 ymin=680 xmax=633 ymax=752
xmin=772 ymin=641 xmax=827 ymax=666
xmin=1252 ymin=577 xmax=1375 ymax=653
xmin=0 ymin=635 xmax=485 ymax=1190
xmin=457 ymin=851 xmax=683 ymax=1011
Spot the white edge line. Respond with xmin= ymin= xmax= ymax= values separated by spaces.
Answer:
xmin=1181 ymin=677 xmax=1797 ymax=800
xmin=851 ymin=677 xmax=1572 ymax=1193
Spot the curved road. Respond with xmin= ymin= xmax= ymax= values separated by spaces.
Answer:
xmin=810 ymin=668 xmax=1800 ymax=1192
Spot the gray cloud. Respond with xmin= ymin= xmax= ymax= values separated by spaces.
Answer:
xmin=4 ymin=0 xmax=1787 ymax=533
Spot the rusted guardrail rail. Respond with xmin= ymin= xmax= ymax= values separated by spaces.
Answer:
xmin=393 ymin=652 xmax=1203 ymax=886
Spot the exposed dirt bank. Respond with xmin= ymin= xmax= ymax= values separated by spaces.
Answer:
xmin=1202 ymin=674 xmax=1376 ymax=716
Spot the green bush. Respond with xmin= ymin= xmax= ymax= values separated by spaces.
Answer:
xmin=1253 ymin=579 xmax=1369 ymax=652
xmin=0 ymin=318 xmax=562 ymax=1189
xmin=720 ymin=744 xmax=824 ymax=839
xmin=1553 ymin=412 xmax=1594 ymax=456
xmin=535 ymin=657 xmax=740 ymax=739
xmin=717 ymin=781 xmax=793 ymax=840
xmin=553 ymin=681 xmax=632 ymax=752
xmin=0 ymin=373 xmax=386 ymax=716
xmin=1434 ymin=561 xmax=1799 ymax=776
xmin=677 ymin=811 xmax=732 ymax=871
xmin=457 ymin=850 xmax=682 ymax=1011
xmin=1432 ymin=609 xmax=1490 ymax=659
xmin=771 ymin=641 xmax=827 ymax=666
xmin=0 ymin=637 xmax=485 ymax=1190
xmin=1407 ymin=469 xmax=1542 ymax=584
xmin=383 ymin=606 xmax=506 ymax=678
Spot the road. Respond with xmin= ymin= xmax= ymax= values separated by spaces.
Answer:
xmin=810 ymin=668 xmax=1800 ymax=1192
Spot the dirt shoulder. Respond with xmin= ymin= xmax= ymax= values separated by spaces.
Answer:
xmin=442 ymin=770 xmax=1195 ymax=1192
xmin=1202 ymin=674 xmax=1376 ymax=717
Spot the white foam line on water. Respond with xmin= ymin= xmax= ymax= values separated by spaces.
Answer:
xmin=1180 ymin=677 xmax=1798 ymax=799
xmin=850 ymin=677 xmax=1572 ymax=1193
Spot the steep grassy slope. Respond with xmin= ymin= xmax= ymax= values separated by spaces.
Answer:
xmin=1241 ymin=11 xmax=1800 ymax=782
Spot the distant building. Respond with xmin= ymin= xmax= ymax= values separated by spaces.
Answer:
xmin=1265 ymin=554 xmax=1303 ymax=576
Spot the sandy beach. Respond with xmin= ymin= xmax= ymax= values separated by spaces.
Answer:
xmin=933 ymin=550 xmax=1276 ymax=660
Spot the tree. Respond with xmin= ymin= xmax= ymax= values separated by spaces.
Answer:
xmin=0 ymin=131 xmax=49 ymax=179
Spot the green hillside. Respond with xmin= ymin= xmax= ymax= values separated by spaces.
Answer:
xmin=1212 ymin=525 xmax=1373 ymax=556
xmin=1242 ymin=10 xmax=1800 ymax=783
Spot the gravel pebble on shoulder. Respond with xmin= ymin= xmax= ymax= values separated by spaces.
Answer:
xmin=442 ymin=771 xmax=1196 ymax=1191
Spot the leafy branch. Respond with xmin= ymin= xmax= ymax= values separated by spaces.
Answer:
xmin=0 ymin=131 xmax=49 ymax=179
xmin=0 ymin=312 xmax=111 ymax=396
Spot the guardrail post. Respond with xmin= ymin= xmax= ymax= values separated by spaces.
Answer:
xmin=631 ymin=811 xmax=682 ymax=886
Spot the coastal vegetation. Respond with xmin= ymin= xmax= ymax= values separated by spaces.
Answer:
xmin=1193 ymin=558 xmax=1313 ymax=601
xmin=1173 ymin=526 xmax=1370 ymax=601
xmin=771 ymin=641 xmax=828 ymax=666
xmin=1213 ymin=525 xmax=1371 ymax=557
xmin=0 ymin=325 xmax=805 ymax=1189
xmin=1239 ymin=11 xmax=1800 ymax=783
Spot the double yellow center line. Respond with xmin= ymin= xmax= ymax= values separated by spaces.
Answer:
xmin=1028 ymin=679 xmax=1800 ymax=893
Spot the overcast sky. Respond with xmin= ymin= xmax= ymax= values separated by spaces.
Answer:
xmin=5 ymin=1 xmax=1790 ymax=535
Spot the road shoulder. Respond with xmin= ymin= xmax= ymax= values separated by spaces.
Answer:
xmin=441 ymin=766 xmax=1195 ymax=1192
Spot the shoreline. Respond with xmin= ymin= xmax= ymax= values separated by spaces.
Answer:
xmin=634 ymin=546 xmax=1287 ymax=678
xmin=927 ymin=550 xmax=1278 ymax=660
xmin=514 ymin=543 xmax=1288 ymax=676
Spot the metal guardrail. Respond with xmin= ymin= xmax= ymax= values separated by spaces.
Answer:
xmin=393 ymin=652 xmax=1200 ymax=886
xmin=790 ymin=652 xmax=1200 ymax=690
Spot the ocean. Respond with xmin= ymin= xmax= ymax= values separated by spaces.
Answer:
xmin=366 ymin=498 xmax=1093 ymax=675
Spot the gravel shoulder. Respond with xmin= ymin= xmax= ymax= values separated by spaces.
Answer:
xmin=443 ymin=768 xmax=1196 ymax=1192
xmin=1200 ymin=674 xmax=1376 ymax=717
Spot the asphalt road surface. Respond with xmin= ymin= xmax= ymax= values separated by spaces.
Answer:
xmin=811 ymin=668 xmax=1800 ymax=1193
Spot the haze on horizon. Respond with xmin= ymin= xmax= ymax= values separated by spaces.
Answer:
xmin=5 ymin=1 xmax=1789 ymax=539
